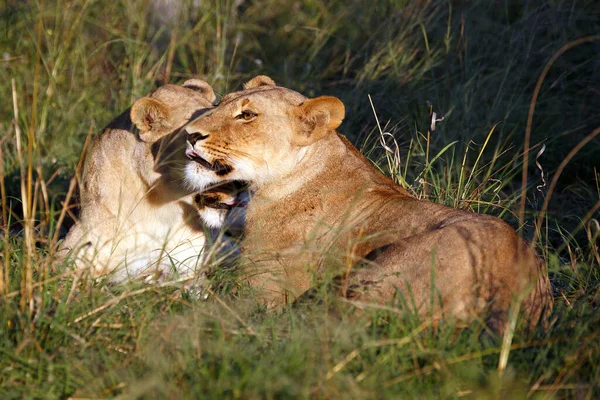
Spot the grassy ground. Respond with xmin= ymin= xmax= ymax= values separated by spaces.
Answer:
xmin=1 ymin=0 xmax=599 ymax=398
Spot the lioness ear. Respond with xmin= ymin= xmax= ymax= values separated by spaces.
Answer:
xmin=183 ymin=79 xmax=217 ymax=104
xmin=292 ymin=96 xmax=345 ymax=146
xmin=243 ymin=75 xmax=276 ymax=90
xmin=131 ymin=97 xmax=172 ymax=142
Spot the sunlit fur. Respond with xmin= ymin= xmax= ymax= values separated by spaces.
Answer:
xmin=182 ymin=76 xmax=553 ymax=331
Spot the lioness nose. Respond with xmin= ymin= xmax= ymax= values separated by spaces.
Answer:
xmin=188 ymin=132 xmax=209 ymax=146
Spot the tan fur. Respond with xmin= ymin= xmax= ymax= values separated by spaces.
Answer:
xmin=183 ymin=78 xmax=553 ymax=330
xmin=243 ymin=75 xmax=276 ymax=90
xmin=60 ymin=81 xmax=216 ymax=282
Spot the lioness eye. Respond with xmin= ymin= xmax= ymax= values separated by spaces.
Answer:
xmin=236 ymin=111 xmax=257 ymax=121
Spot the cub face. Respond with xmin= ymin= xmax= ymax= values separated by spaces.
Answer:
xmin=182 ymin=75 xmax=345 ymax=191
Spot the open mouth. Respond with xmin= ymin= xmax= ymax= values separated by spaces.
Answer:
xmin=186 ymin=150 xmax=233 ymax=176
xmin=193 ymin=193 xmax=248 ymax=211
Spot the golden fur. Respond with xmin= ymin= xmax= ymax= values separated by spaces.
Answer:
xmin=184 ymin=76 xmax=553 ymax=329
xmin=60 ymin=80 xmax=216 ymax=282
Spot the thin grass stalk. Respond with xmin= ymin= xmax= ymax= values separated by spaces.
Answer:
xmin=326 ymin=321 xmax=430 ymax=380
xmin=368 ymin=95 xmax=405 ymax=187
xmin=36 ymin=165 xmax=50 ymax=229
xmin=130 ymin=2 xmax=149 ymax=101
xmin=424 ymin=105 xmax=432 ymax=198
xmin=12 ymin=79 xmax=31 ymax=312
xmin=532 ymin=126 xmax=600 ymax=247
xmin=39 ymin=0 xmax=92 ymax=136
xmin=555 ymin=199 xmax=600 ymax=256
xmin=586 ymin=220 xmax=600 ymax=267
xmin=456 ymin=143 xmax=469 ymax=207
xmin=206 ymin=287 xmax=256 ymax=336
xmin=31 ymin=171 xmax=43 ymax=306
xmin=417 ymin=140 xmax=458 ymax=200
xmin=164 ymin=31 xmax=177 ymax=84
xmin=0 ymin=140 xmax=7 ymax=295
xmin=69 ymin=275 xmax=209 ymax=325
xmin=463 ymin=123 xmax=499 ymax=200
xmin=384 ymin=336 xmax=570 ymax=387
xmin=226 ymin=31 xmax=240 ymax=90
xmin=483 ymin=145 xmax=502 ymax=188
xmin=544 ymin=208 xmax=549 ymax=260
xmin=16 ymin=0 xmax=43 ymax=314
xmin=48 ymin=123 xmax=94 ymax=268
xmin=4 ymin=269 xmax=81 ymax=299
xmin=215 ymin=0 xmax=224 ymax=82
xmin=32 ymin=178 xmax=40 ymax=235
xmin=0 ymin=142 xmax=6 ymax=231
xmin=519 ymin=35 xmax=600 ymax=231
xmin=497 ymin=298 xmax=521 ymax=374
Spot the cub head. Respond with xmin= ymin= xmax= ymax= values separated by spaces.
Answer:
xmin=183 ymin=75 xmax=345 ymax=191
xmin=131 ymin=79 xmax=217 ymax=143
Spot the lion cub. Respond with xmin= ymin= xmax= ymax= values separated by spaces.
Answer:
xmin=60 ymin=80 xmax=217 ymax=284
xmin=182 ymin=75 xmax=553 ymax=331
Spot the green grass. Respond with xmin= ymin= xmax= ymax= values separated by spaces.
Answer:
xmin=1 ymin=0 xmax=599 ymax=398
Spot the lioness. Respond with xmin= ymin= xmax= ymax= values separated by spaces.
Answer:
xmin=61 ymin=80 xmax=217 ymax=283
xmin=184 ymin=76 xmax=553 ymax=329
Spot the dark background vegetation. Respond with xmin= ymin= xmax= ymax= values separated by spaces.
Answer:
xmin=1 ymin=0 xmax=599 ymax=398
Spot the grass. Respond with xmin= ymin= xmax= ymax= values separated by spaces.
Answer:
xmin=1 ymin=0 xmax=599 ymax=398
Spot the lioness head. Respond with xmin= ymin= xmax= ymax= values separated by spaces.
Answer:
xmin=183 ymin=75 xmax=344 ymax=191
xmin=131 ymin=79 xmax=217 ymax=143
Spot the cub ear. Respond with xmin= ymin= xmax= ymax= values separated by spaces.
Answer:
xmin=292 ymin=96 xmax=345 ymax=146
xmin=131 ymin=97 xmax=172 ymax=142
xmin=183 ymin=79 xmax=217 ymax=104
xmin=243 ymin=75 xmax=276 ymax=90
